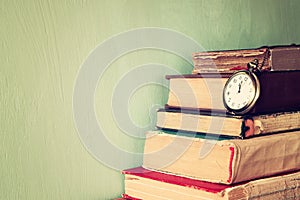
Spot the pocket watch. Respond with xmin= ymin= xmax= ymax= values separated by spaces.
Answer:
xmin=222 ymin=59 xmax=261 ymax=115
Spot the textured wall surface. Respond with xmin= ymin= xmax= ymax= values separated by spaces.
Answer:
xmin=1 ymin=0 xmax=300 ymax=199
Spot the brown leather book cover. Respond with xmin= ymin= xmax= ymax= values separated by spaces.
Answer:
xmin=253 ymin=70 xmax=300 ymax=114
xmin=270 ymin=45 xmax=300 ymax=70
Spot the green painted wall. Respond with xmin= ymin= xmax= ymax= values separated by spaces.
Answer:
xmin=1 ymin=0 xmax=300 ymax=199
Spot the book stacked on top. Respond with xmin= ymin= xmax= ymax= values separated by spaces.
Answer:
xmin=120 ymin=45 xmax=300 ymax=200
xmin=191 ymin=44 xmax=300 ymax=73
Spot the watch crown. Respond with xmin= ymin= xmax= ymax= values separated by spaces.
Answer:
xmin=247 ymin=59 xmax=259 ymax=73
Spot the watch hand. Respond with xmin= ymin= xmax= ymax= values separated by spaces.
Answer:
xmin=238 ymin=81 xmax=242 ymax=93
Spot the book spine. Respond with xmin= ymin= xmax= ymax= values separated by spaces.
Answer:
xmin=270 ymin=46 xmax=300 ymax=70
xmin=251 ymin=70 xmax=300 ymax=114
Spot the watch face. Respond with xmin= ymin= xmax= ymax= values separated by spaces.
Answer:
xmin=223 ymin=71 xmax=260 ymax=114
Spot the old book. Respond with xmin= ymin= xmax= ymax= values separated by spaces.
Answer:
xmin=166 ymin=70 xmax=300 ymax=114
xmin=123 ymin=166 xmax=300 ymax=200
xmin=142 ymin=130 xmax=300 ymax=185
xmin=192 ymin=45 xmax=300 ymax=73
xmin=156 ymin=109 xmax=300 ymax=138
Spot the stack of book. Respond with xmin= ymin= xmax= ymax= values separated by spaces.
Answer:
xmin=120 ymin=45 xmax=300 ymax=200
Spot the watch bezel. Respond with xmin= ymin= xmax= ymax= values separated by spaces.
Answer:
xmin=222 ymin=70 xmax=260 ymax=115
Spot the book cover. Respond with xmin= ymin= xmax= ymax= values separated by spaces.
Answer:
xmin=143 ymin=130 xmax=300 ymax=184
xmin=123 ymin=166 xmax=300 ymax=200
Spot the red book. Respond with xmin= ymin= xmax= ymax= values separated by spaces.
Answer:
xmin=123 ymin=167 xmax=300 ymax=200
